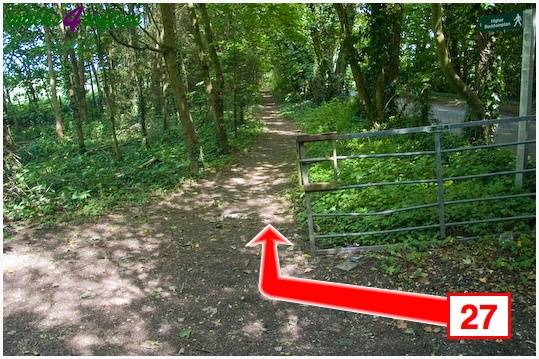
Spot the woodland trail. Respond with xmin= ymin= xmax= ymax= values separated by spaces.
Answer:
xmin=3 ymin=94 xmax=534 ymax=355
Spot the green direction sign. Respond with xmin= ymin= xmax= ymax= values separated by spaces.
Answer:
xmin=478 ymin=12 xmax=523 ymax=32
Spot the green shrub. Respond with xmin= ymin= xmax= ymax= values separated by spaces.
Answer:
xmin=284 ymin=98 xmax=536 ymax=248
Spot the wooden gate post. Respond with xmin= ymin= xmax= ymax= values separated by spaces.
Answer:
xmin=515 ymin=9 xmax=535 ymax=188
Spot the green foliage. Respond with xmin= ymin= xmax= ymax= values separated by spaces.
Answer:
xmin=178 ymin=329 xmax=192 ymax=339
xmin=285 ymin=99 xmax=535 ymax=248
xmin=380 ymin=256 xmax=401 ymax=276
xmin=4 ymin=110 xmax=262 ymax=223
xmin=495 ymin=234 xmax=536 ymax=271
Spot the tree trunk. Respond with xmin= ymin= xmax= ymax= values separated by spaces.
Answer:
xmin=57 ymin=4 xmax=85 ymax=153
xmin=67 ymin=47 xmax=86 ymax=153
xmin=431 ymin=4 xmax=485 ymax=121
xmin=3 ymin=121 xmax=16 ymax=155
xmin=106 ymin=45 xmax=123 ymax=160
xmin=474 ymin=31 xmax=493 ymax=99
xmin=240 ymin=105 xmax=244 ymax=125
xmin=188 ymin=4 xmax=229 ymax=154
xmin=375 ymin=69 xmax=385 ymax=123
xmin=162 ymin=61 xmax=170 ymax=132
xmin=334 ymin=40 xmax=347 ymax=96
xmin=89 ymin=56 xmax=103 ymax=110
xmin=76 ymin=23 xmax=88 ymax=122
xmin=4 ymin=84 xmax=13 ymax=108
xmin=334 ymin=4 xmax=374 ymax=122
xmin=151 ymin=58 xmax=165 ymax=132
xmin=88 ymin=64 xmax=97 ymax=112
xmin=43 ymin=25 xmax=64 ymax=139
xmin=94 ymin=27 xmax=123 ymax=160
xmin=129 ymin=5 xmax=149 ymax=148
xmin=384 ymin=4 xmax=403 ymax=118
xmin=77 ymin=47 xmax=88 ymax=122
xmin=233 ymin=89 xmax=238 ymax=135
xmin=23 ymin=73 xmax=39 ymax=111
xmin=159 ymin=3 xmax=200 ymax=174
xmin=198 ymin=4 xmax=226 ymax=127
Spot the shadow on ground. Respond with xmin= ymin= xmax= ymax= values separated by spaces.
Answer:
xmin=3 ymin=94 xmax=535 ymax=356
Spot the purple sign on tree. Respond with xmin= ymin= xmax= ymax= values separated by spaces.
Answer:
xmin=63 ymin=5 xmax=84 ymax=32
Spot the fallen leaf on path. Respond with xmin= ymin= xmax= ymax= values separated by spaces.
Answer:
xmin=179 ymin=329 xmax=192 ymax=339
xmin=404 ymin=328 xmax=415 ymax=335
xmin=397 ymin=320 xmax=407 ymax=330
xmin=141 ymin=340 xmax=161 ymax=349
xmin=202 ymin=306 xmax=218 ymax=316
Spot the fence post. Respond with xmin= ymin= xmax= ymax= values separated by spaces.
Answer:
xmin=296 ymin=139 xmax=317 ymax=255
xmin=304 ymin=193 xmax=317 ymax=255
xmin=434 ymin=131 xmax=446 ymax=238
xmin=296 ymin=140 xmax=309 ymax=187
xmin=516 ymin=9 xmax=535 ymax=188
xmin=331 ymin=138 xmax=339 ymax=180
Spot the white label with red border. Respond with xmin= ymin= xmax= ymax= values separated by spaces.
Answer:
xmin=447 ymin=293 xmax=511 ymax=339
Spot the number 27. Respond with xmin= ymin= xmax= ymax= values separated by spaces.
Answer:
xmin=461 ymin=304 xmax=498 ymax=329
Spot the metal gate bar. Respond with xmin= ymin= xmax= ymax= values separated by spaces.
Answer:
xmin=297 ymin=116 xmax=537 ymax=255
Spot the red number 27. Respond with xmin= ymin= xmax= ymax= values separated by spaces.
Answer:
xmin=461 ymin=304 xmax=498 ymax=329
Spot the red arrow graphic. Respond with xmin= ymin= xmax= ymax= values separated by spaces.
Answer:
xmin=247 ymin=225 xmax=448 ymax=326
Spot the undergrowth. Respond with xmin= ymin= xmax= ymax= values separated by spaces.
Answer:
xmin=4 ymin=104 xmax=263 ymax=224
xmin=282 ymin=98 xmax=536 ymax=248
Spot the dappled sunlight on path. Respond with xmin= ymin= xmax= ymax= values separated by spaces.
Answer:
xmin=3 ymin=93 xmax=315 ymax=355
xmin=5 ymin=94 xmax=533 ymax=356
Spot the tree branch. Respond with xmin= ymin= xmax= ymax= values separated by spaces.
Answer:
xmin=138 ymin=24 xmax=161 ymax=47
xmin=108 ymin=30 xmax=161 ymax=53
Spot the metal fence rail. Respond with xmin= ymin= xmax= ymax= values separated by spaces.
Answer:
xmin=296 ymin=116 xmax=536 ymax=255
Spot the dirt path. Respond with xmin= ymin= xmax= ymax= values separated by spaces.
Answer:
xmin=3 ymin=94 xmax=534 ymax=355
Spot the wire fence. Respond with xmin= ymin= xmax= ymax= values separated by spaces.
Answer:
xmin=296 ymin=116 xmax=536 ymax=255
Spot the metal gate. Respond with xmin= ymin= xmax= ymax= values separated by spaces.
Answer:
xmin=296 ymin=116 xmax=536 ymax=255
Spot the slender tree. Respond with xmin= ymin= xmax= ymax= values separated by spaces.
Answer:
xmin=188 ymin=4 xmax=229 ymax=154
xmin=57 ymin=4 xmax=86 ymax=153
xmin=159 ymin=3 xmax=201 ymax=173
xmin=431 ymin=4 xmax=485 ymax=121
xmin=43 ymin=25 xmax=64 ymax=139
xmin=129 ymin=4 xmax=149 ymax=148
xmin=334 ymin=4 xmax=373 ymax=122
xmin=199 ymin=4 xmax=226 ymax=125
xmin=95 ymin=26 xmax=123 ymax=160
